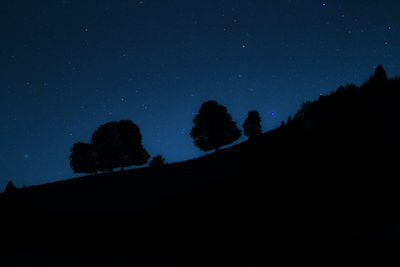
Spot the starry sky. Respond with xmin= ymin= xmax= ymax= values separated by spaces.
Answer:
xmin=1 ymin=0 xmax=399 ymax=190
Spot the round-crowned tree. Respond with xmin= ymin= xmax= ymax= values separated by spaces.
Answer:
xmin=243 ymin=110 xmax=262 ymax=139
xmin=117 ymin=120 xmax=150 ymax=170
xmin=190 ymin=100 xmax=241 ymax=152
xmin=91 ymin=121 xmax=120 ymax=172
xmin=90 ymin=120 xmax=150 ymax=172
xmin=69 ymin=142 xmax=97 ymax=174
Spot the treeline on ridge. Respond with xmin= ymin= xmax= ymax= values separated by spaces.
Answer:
xmin=69 ymin=101 xmax=263 ymax=174
xmin=69 ymin=65 xmax=396 ymax=175
xmin=3 ymin=65 xmax=398 ymax=190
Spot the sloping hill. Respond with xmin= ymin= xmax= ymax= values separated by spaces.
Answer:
xmin=1 ymin=67 xmax=400 ymax=266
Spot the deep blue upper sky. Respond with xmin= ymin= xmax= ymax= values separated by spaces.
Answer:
xmin=1 ymin=0 xmax=399 ymax=190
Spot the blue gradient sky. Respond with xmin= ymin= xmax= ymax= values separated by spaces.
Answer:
xmin=1 ymin=0 xmax=399 ymax=190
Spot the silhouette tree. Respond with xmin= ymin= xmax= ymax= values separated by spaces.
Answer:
xmin=4 ymin=181 xmax=17 ymax=194
xmin=243 ymin=110 xmax=262 ymax=139
xmin=69 ymin=142 xmax=97 ymax=174
xmin=91 ymin=120 xmax=149 ymax=172
xmin=149 ymin=154 xmax=166 ymax=167
xmin=287 ymin=115 xmax=292 ymax=124
xmin=117 ymin=120 xmax=150 ymax=170
xmin=369 ymin=65 xmax=388 ymax=84
xmin=91 ymin=121 xmax=120 ymax=172
xmin=295 ymin=101 xmax=313 ymax=120
xmin=190 ymin=100 xmax=241 ymax=151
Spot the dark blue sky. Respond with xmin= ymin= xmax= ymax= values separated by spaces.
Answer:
xmin=1 ymin=0 xmax=399 ymax=190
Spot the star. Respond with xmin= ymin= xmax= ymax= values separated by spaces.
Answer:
xmin=141 ymin=103 xmax=149 ymax=111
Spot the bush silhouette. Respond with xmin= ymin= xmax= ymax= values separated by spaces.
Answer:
xmin=4 ymin=181 xmax=17 ymax=194
xmin=90 ymin=120 xmax=149 ymax=172
xmin=243 ymin=110 xmax=262 ymax=139
xmin=69 ymin=142 xmax=97 ymax=174
xmin=190 ymin=100 xmax=241 ymax=151
xmin=149 ymin=155 xmax=166 ymax=167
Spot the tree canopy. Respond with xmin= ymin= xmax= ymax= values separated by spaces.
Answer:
xmin=116 ymin=120 xmax=150 ymax=169
xmin=243 ymin=110 xmax=262 ymax=139
xmin=91 ymin=120 xmax=150 ymax=172
xmin=4 ymin=181 xmax=17 ymax=194
xmin=369 ymin=65 xmax=387 ymax=84
xmin=190 ymin=100 xmax=241 ymax=151
xmin=91 ymin=121 xmax=120 ymax=172
xmin=69 ymin=142 xmax=97 ymax=174
xmin=70 ymin=120 xmax=149 ymax=173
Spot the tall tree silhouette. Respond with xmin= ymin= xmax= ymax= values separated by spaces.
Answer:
xmin=69 ymin=142 xmax=97 ymax=174
xmin=4 ymin=180 xmax=17 ymax=194
xmin=91 ymin=120 xmax=149 ymax=172
xmin=190 ymin=100 xmax=241 ymax=151
xmin=369 ymin=65 xmax=388 ymax=85
xmin=149 ymin=154 xmax=166 ymax=167
xmin=243 ymin=110 xmax=262 ymax=139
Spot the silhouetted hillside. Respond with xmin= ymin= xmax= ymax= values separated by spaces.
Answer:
xmin=1 ymin=67 xmax=400 ymax=266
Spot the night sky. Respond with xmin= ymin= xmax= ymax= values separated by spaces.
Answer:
xmin=1 ymin=0 xmax=399 ymax=190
